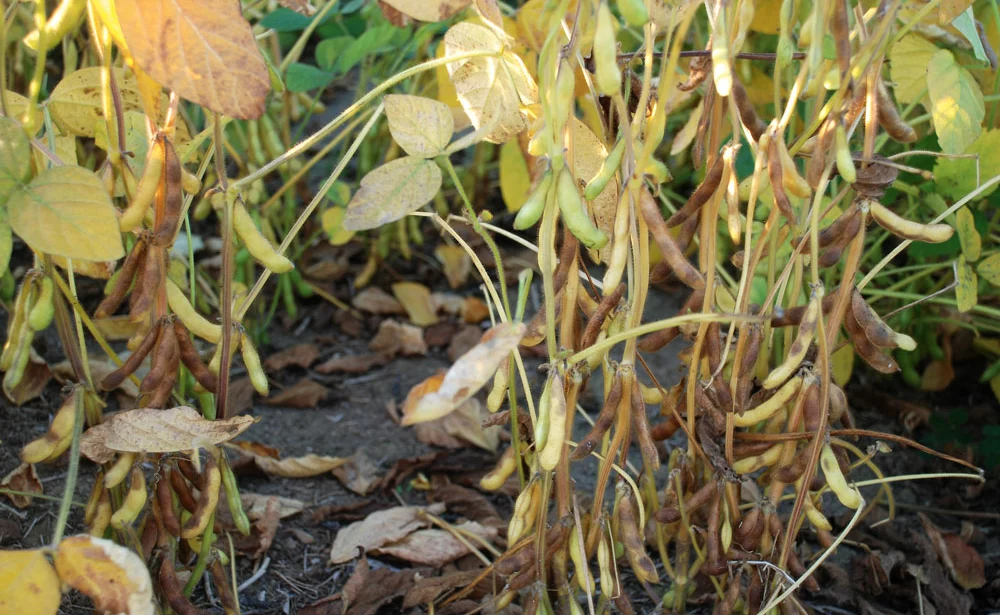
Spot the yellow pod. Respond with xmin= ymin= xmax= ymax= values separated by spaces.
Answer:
xmin=820 ymin=443 xmax=862 ymax=509
xmin=479 ymin=446 xmax=517 ymax=491
xmin=240 ymin=333 xmax=270 ymax=396
xmin=27 ymin=276 xmax=54 ymax=332
xmin=110 ymin=466 xmax=148 ymax=529
xmin=487 ymin=368 xmax=507 ymax=413
xmin=21 ymin=392 xmax=77 ymax=464
xmin=734 ymin=374 xmax=802 ymax=427
xmin=539 ymin=373 xmax=568 ymax=471
xmin=233 ymin=200 xmax=294 ymax=273
xmin=834 ymin=122 xmax=856 ymax=183
xmin=868 ymin=202 xmax=953 ymax=243
xmin=166 ymin=279 xmax=222 ymax=343
xmin=120 ymin=139 xmax=164 ymax=233
xmin=104 ymin=452 xmax=137 ymax=489
xmin=762 ymin=289 xmax=822 ymax=389
xmin=594 ymin=3 xmax=622 ymax=96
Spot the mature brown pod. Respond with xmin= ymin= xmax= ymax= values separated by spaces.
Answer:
xmin=147 ymin=342 xmax=181 ymax=408
xmin=155 ymin=470 xmax=181 ymax=537
xmin=152 ymin=137 xmax=184 ymax=247
xmin=613 ymin=592 xmax=637 ymax=615
xmin=493 ymin=538 xmax=535 ymax=576
xmin=617 ymin=482 xmax=659 ymax=583
xmin=140 ymin=323 xmax=178 ymax=394
xmin=95 ymin=238 xmax=147 ymax=319
xmin=747 ymin=567 xmax=765 ymax=614
xmin=735 ymin=323 xmax=763 ymax=411
xmin=638 ymin=288 xmax=705 ymax=352
xmin=807 ymin=117 xmax=836 ymax=189
xmin=732 ymin=505 xmax=764 ymax=551
xmin=650 ymin=414 xmax=680 ymax=441
xmin=552 ymin=227 xmax=580 ymax=292
xmin=158 ymin=558 xmax=209 ymax=615
xmin=140 ymin=516 xmax=158 ymax=561
xmin=572 ymin=372 xmax=623 ymax=460
xmin=770 ymin=292 xmax=838 ymax=327
xmin=705 ymin=321 xmax=722 ymax=374
xmin=875 ymin=79 xmax=917 ymax=143
xmin=828 ymin=382 xmax=849 ymax=425
xmin=701 ymin=484 xmax=727 ymax=576
xmin=639 ymin=188 xmax=705 ymax=289
xmin=630 ymin=378 xmax=660 ymax=471
xmin=580 ymin=283 xmax=625 ymax=349
xmin=169 ymin=464 xmax=199 ymax=513
xmin=655 ymin=480 xmax=715 ymax=523
xmin=675 ymin=208 xmax=703 ymax=254
xmin=129 ymin=245 xmax=163 ymax=319
xmin=796 ymin=202 xmax=858 ymax=250
xmin=731 ymin=74 xmax=767 ymax=141
xmin=832 ymin=0 xmax=851 ymax=76
xmin=773 ymin=445 xmax=811 ymax=483
xmin=173 ymin=320 xmax=219 ymax=392
xmin=666 ymin=153 xmax=725 ymax=228
xmin=693 ymin=83 xmax=716 ymax=167
xmin=844 ymin=305 xmax=898 ymax=373
xmin=101 ymin=319 xmax=163 ymax=391
xmin=210 ymin=560 xmax=239 ymax=615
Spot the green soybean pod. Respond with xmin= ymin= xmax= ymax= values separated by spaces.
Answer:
xmin=556 ymin=167 xmax=608 ymax=249
xmin=584 ymin=137 xmax=626 ymax=201
xmin=514 ymin=170 xmax=554 ymax=230
xmin=617 ymin=0 xmax=649 ymax=27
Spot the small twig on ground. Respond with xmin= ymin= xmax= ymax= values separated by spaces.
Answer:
xmin=238 ymin=556 xmax=271 ymax=593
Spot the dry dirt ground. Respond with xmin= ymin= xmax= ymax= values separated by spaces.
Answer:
xmin=1 ymin=254 xmax=998 ymax=614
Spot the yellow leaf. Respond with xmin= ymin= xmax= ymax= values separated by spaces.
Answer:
xmin=939 ymin=0 xmax=974 ymax=25
xmin=89 ymin=0 xmax=128 ymax=51
xmin=385 ymin=95 xmax=454 ymax=158
xmin=115 ymin=0 xmax=270 ymax=119
xmin=402 ymin=322 xmax=525 ymax=425
xmin=7 ymin=165 xmax=124 ymax=262
xmin=955 ymin=256 xmax=978 ymax=312
xmin=927 ymin=49 xmax=984 ymax=154
xmin=444 ymin=22 xmax=539 ymax=143
xmin=831 ymin=341 xmax=855 ymax=387
xmin=392 ymin=282 xmax=439 ymax=327
xmin=342 ymin=156 xmax=442 ymax=231
xmin=79 ymin=406 xmax=255 ymax=464
xmin=49 ymin=67 xmax=145 ymax=138
xmin=748 ymin=0 xmax=781 ymax=33
xmin=381 ymin=0 xmax=471 ymax=22
xmin=321 ymin=207 xmax=354 ymax=246
xmin=435 ymin=244 xmax=471 ymax=289
xmin=3 ymin=90 xmax=78 ymax=168
xmin=569 ymin=118 xmax=617 ymax=263
xmin=0 ymin=117 xmax=30 ymax=204
xmin=978 ymin=252 xmax=1000 ymax=285
xmin=435 ymin=42 xmax=461 ymax=108
xmin=54 ymin=535 xmax=154 ymax=615
xmin=498 ymin=140 xmax=531 ymax=212
xmin=955 ymin=206 xmax=981 ymax=261
xmin=0 ymin=549 xmax=61 ymax=615
xmin=889 ymin=34 xmax=937 ymax=111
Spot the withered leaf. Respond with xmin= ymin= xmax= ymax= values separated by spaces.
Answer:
xmin=262 ymin=378 xmax=329 ymax=408
xmin=53 ymin=535 xmax=154 ymax=615
xmin=414 ymin=398 xmax=499 ymax=452
xmin=351 ymin=287 xmax=403 ymax=314
xmin=330 ymin=503 xmax=445 ymax=564
xmin=0 ymin=463 xmax=42 ymax=508
xmin=919 ymin=513 xmax=986 ymax=590
xmin=240 ymin=493 xmax=305 ymax=521
xmin=369 ymin=320 xmax=427 ymax=357
xmin=331 ymin=450 xmax=381 ymax=496
xmin=80 ymin=407 xmax=255 ymax=464
xmin=263 ymin=343 xmax=319 ymax=372
xmin=392 ymin=282 xmax=439 ymax=327
xmin=374 ymin=521 xmax=497 ymax=567
xmin=314 ymin=352 xmax=390 ymax=374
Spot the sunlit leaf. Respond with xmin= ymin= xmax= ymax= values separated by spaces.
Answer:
xmin=392 ymin=282 xmax=439 ymax=326
xmin=330 ymin=503 xmax=444 ymax=564
xmin=49 ymin=67 xmax=145 ymax=138
xmin=0 ymin=549 xmax=61 ymax=615
xmin=978 ymin=252 xmax=1000 ymax=285
xmin=381 ymin=0 xmax=471 ymax=22
xmin=499 ymin=139 xmax=531 ymax=212
xmin=938 ymin=0 xmax=974 ymax=25
xmin=444 ymin=22 xmax=538 ymax=143
xmin=285 ymin=63 xmax=335 ymax=93
xmin=385 ymin=95 xmax=454 ymax=158
xmin=402 ymin=321 xmax=525 ymax=424
xmin=569 ymin=118 xmax=618 ymax=264
xmin=434 ymin=244 xmax=471 ymax=288
xmin=321 ymin=207 xmax=355 ymax=246
xmin=889 ymin=34 xmax=937 ymax=111
xmin=6 ymin=165 xmax=124 ymax=262
xmin=0 ymin=117 xmax=30 ymax=205
xmin=933 ymin=129 xmax=1000 ymax=200
xmin=955 ymin=255 xmax=978 ymax=312
xmin=343 ymin=156 xmax=442 ymax=231
xmin=831 ymin=340 xmax=855 ymax=387
xmin=927 ymin=49 xmax=984 ymax=154
xmin=79 ymin=406 xmax=255 ymax=463
xmin=54 ymin=535 xmax=154 ymax=615
xmin=955 ymin=206 xmax=981 ymax=261
xmin=115 ymin=0 xmax=270 ymax=119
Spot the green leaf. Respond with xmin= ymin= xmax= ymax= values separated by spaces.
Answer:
xmin=0 ymin=209 xmax=12 ymax=275
xmin=284 ymin=63 xmax=335 ymax=93
xmin=978 ymin=252 xmax=1000 ymax=285
xmin=933 ymin=129 xmax=1000 ymax=200
xmin=951 ymin=8 xmax=988 ymax=65
xmin=6 ymin=165 xmax=124 ymax=262
xmin=315 ymin=36 xmax=355 ymax=72
xmin=335 ymin=24 xmax=398 ymax=74
xmin=889 ymin=34 xmax=938 ymax=110
xmin=955 ymin=255 xmax=978 ymax=312
xmin=927 ymin=49 xmax=984 ymax=154
xmin=955 ymin=206 xmax=981 ymax=261
xmin=0 ymin=117 xmax=30 ymax=205
xmin=260 ymin=8 xmax=331 ymax=32
xmin=342 ymin=156 xmax=442 ymax=231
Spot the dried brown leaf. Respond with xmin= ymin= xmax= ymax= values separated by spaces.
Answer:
xmin=919 ymin=513 xmax=986 ymax=590
xmin=331 ymin=450 xmax=381 ymax=496
xmin=263 ymin=378 xmax=329 ymax=408
xmin=53 ymin=535 xmax=153 ymax=615
xmin=263 ymin=343 xmax=319 ymax=372
xmin=240 ymin=493 xmax=305 ymax=521
xmin=415 ymin=398 xmax=499 ymax=452
xmin=314 ymin=353 xmax=390 ymax=374
xmin=4 ymin=348 xmax=51 ymax=405
xmin=374 ymin=521 xmax=497 ymax=566
xmin=0 ymin=463 xmax=42 ymax=508
xmin=352 ymin=287 xmax=404 ymax=314
xmin=369 ymin=320 xmax=427 ymax=357
xmin=329 ymin=503 xmax=445 ymax=564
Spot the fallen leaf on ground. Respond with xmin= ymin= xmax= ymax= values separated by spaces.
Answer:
xmin=53 ymin=535 xmax=153 ymax=615
xmin=447 ymin=326 xmax=482 ymax=362
xmin=235 ymin=450 xmax=348 ymax=478
xmin=369 ymin=320 xmax=427 ymax=357
xmin=352 ymin=287 xmax=403 ymax=314
xmin=429 ymin=481 xmax=503 ymax=528
xmin=374 ymin=521 xmax=497 ymax=566
xmin=263 ymin=343 xmax=319 ymax=371
xmin=0 ymin=549 xmax=61 ymax=615
xmin=4 ymin=348 xmax=51 ymax=405
xmin=434 ymin=245 xmax=471 ymax=289
xmin=402 ymin=569 xmax=489 ymax=609
xmin=393 ymin=282 xmax=438 ymax=326
xmin=424 ymin=322 xmax=460 ymax=348
xmin=240 ymin=493 xmax=306 ymax=520
xmin=291 ymin=528 xmax=315 ymax=544
xmin=252 ymin=497 xmax=281 ymax=559
xmin=330 ymin=503 xmax=445 ymax=564
xmin=314 ymin=353 xmax=390 ymax=374
xmin=431 ymin=292 xmax=465 ymax=315
xmin=331 ymin=450 xmax=381 ymax=496
xmin=230 ymin=441 xmax=281 ymax=458
xmin=300 ymin=556 xmax=420 ymax=615
xmin=402 ymin=322 xmax=525 ymax=425
xmin=263 ymin=378 xmax=329 ymax=408
xmin=919 ymin=513 xmax=986 ymax=590
xmin=414 ymin=398 xmax=499 ymax=452
xmin=80 ymin=407 xmax=255 ymax=463
xmin=461 ymin=297 xmax=490 ymax=323
xmin=228 ymin=377 xmax=257 ymax=417
xmin=0 ymin=463 xmax=42 ymax=508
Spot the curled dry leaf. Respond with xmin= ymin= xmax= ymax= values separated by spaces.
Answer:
xmin=80 ymin=406 xmax=255 ymax=464
xmin=262 ymin=378 xmax=329 ymax=408
xmin=435 ymin=244 xmax=472 ymax=289
xmin=392 ymin=282 xmax=439 ymax=327
xmin=330 ymin=502 xmax=445 ymax=564
xmin=314 ymin=352 xmax=390 ymax=374
xmin=240 ymin=493 xmax=306 ymax=521
xmin=331 ymin=450 xmax=381 ymax=496
xmin=0 ymin=549 xmax=61 ymax=615
xmin=374 ymin=521 xmax=498 ymax=567
xmin=414 ymin=398 xmax=499 ymax=452
xmin=54 ymin=535 xmax=154 ymax=615
xmin=370 ymin=320 xmax=428 ymax=357
xmin=919 ymin=513 xmax=987 ymax=590
xmin=351 ymin=287 xmax=404 ymax=314
xmin=4 ymin=347 xmax=51 ymax=405
xmin=302 ymin=556 xmax=418 ymax=615
xmin=402 ymin=322 xmax=525 ymax=425
xmin=0 ymin=463 xmax=42 ymax=508
xmin=263 ymin=343 xmax=319 ymax=372
xmin=231 ymin=447 xmax=348 ymax=478
xmin=115 ymin=0 xmax=270 ymax=119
